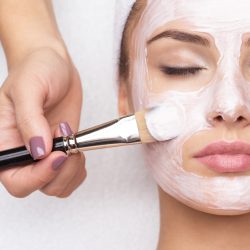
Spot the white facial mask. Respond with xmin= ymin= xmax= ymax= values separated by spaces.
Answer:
xmin=131 ymin=0 xmax=250 ymax=214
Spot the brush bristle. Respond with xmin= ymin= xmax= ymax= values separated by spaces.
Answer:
xmin=135 ymin=111 xmax=156 ymax=143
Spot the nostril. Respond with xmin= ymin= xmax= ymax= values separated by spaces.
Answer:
xmin=208 ymin=109 xmax=250 ymax=126
xmin=237 ymin=116 xmax=245 ymax=122
xmin=214 ymin=115 xmax=224 ymax=122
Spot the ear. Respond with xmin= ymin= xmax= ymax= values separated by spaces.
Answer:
xmin=118 ymin=78 xmax=134 ymax=116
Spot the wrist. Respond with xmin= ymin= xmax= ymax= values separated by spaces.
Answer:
xmin=5 ymin=38 xmax=70 ymax=69
xmin=0 ymin=0 xmax=69 ymax=68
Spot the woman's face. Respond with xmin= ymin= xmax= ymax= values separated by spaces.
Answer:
xmin=121 ymin=0 xmax=250 ymax=215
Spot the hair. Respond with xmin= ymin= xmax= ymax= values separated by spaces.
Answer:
xmin=119 ymin=0 xmax=147 ymax=81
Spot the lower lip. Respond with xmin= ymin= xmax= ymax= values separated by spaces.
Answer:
xmin=196 ymin=154 xmax=250 ymax=173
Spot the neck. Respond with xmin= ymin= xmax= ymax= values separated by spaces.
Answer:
xmin=157 ymin=187 xmax=250 ymax=250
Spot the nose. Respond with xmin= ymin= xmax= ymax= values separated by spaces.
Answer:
xmin=207 ymin=107 xmax=250 ymax=128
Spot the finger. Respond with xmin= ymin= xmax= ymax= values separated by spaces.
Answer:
xmin=56 ymin=121 xmax=74 ymax=137
xmin=0 ymin=151 xmax=67 ymax=198
xmin=5 ymin=52 xmax=70 ymax=160
xmin=40 ymin=153 xmax=85 ymax=197
xmin=44 ymin=67 xmax=82 ymax=133
xmin=0 ymin=91 xmax=24 ymax=149
xmin=8 ymin=76 xmax=52 ymax=160
xmin=40 ymin=122 xmax=84 ymax=196
xmin=58 ymin=157 xmax=87 ymax=198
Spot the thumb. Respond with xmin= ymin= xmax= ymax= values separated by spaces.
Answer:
xmin=9 ymin=79 xmax=52 ymax=160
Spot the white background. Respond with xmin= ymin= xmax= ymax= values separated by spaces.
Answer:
xmin=0 ymin=1 xmax=159 ymax=249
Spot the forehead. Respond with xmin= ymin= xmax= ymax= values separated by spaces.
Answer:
xmin=142 ymin=0 xmax=250 ymax=34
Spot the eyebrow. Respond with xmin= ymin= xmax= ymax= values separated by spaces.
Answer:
xmin=147 ymin=30 xmax=210 ymax=47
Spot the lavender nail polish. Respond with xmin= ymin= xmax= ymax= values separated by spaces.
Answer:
xmin=59 ymin=122 xmax=73 ymax=136
xmin=29 ymin=136 xmax=46 ymax=160
xmin=52 ymin=156 xmax=67 ymax=171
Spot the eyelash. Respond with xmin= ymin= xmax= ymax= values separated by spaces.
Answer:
xmin=160 ymin=66 xmax=206 ymax=76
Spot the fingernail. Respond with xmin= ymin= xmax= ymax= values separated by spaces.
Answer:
xmin=52 ymin=156 xmax=67 ymax=171
xmin=29 ymin=136 xmax=46 ymax=160
xmin=59 ymin=122 xmax=73 ymax=136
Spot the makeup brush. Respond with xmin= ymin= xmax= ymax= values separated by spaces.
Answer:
xmin=0 ymin=109 xmax=180 ymax=168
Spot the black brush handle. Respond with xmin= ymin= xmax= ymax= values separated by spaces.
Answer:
xmin=0 ymin=137 xmax=66 ymax=168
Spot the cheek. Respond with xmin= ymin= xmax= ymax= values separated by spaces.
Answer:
xmin=140 ymin=88 xmax=213 ymax=183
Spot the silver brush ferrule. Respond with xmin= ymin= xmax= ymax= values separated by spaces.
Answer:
xmin=63 ymin=115 xmax=141 ymax=155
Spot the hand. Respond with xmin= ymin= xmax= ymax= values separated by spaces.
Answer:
xmin=0 ymin=47 xmax=86 ymax=198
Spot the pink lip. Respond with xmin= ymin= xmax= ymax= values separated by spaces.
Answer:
xmin=193 ymin=141 xmax=250 ymax=173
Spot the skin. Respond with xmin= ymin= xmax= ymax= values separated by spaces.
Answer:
xmin=119 ymin=0 xmax=250 ymax=249
xmin=0 ymin=0 xmax=86 ymax=198
xmin=147 ymin=21 xmax=250 ymax=178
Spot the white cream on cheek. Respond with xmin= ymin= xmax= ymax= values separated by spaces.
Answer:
xmin=131 ymin=0 xmax=250 ymax=214
xmin=145 ymin=101 xmax=185 ymax=141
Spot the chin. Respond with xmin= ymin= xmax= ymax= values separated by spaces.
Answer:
xmin=144 ymin=141 xmax=250 ymax=217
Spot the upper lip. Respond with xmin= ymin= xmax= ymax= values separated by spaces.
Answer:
xmin=193 ymin=141 xmax=250 ymax=157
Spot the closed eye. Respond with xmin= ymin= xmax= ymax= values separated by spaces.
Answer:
xmin=160 ymin=66 xmax=206 ymax=76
